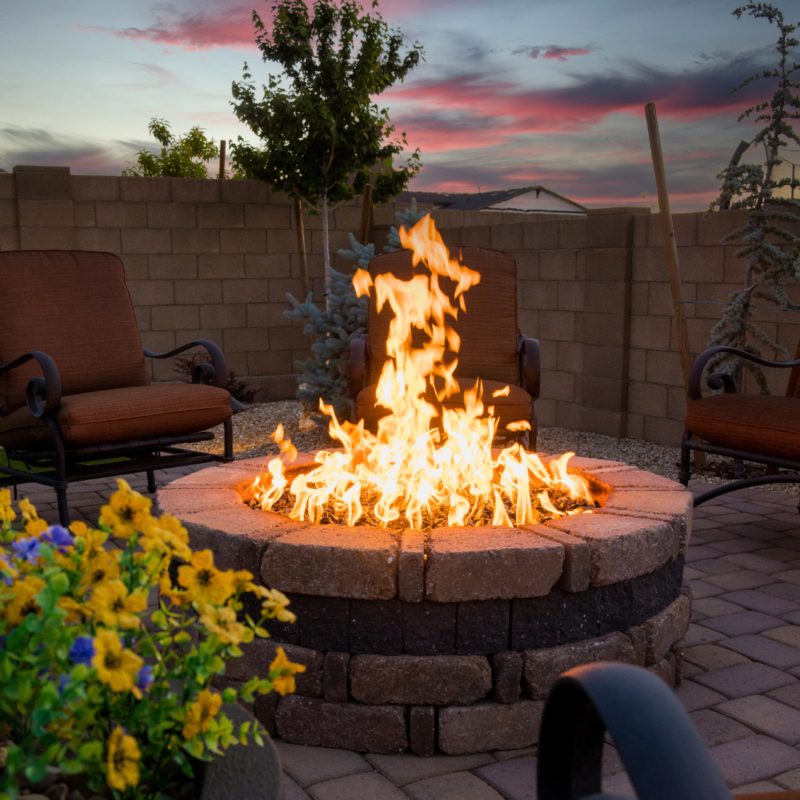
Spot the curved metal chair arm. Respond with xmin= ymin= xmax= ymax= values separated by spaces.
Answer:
xmin=688 ymin=346 xmax=800 ymax=400
xmin=143 ymin=339 xmax=228 ymax=391
xmin=349 ymin=334 xmax=370 ymax=401
xmin=0 ymin=350 xmax=63 ymax=417
xmin=517 ymin=335 xmax=540 ymax=399
xmin=538 ymin=662 xmax=733 ymax=800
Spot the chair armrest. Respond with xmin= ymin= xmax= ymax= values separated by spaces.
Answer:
xmin=349 ymin=334 xmax=370 ymax=401
xmin=143 ymin=339 xmax=228 ymax=391
xmin=538 ymin=662 xmax=733 ymax=800
xmin=517 ymin=335 xmax=540 ymax=400
xmin=0 ymin=351 xmax=62 ymax=417
xmin=688 ymin=346 xmax=800 ymax=400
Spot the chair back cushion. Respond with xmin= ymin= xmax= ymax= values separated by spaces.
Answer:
xmin=366 ymin=247 xmax=519 ymax=387
xmin=0 ymin=250 xmax=149 ymax=415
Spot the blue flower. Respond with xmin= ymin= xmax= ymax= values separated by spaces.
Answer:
xmin=42 ymin=525 xmax=74 ymax=551
xmin=135 ymin=665 xmax=154 ymax=692
xmin=11 ymin=537 xmax=40 ymax=564
xmin=68 ymin=636 xmax=95 ymax=666
xmin=58 ymin=673 xmax=71 ymax=695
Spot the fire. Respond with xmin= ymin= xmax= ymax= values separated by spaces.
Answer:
xmin=251 ymin=214 xmax=594 ymax=531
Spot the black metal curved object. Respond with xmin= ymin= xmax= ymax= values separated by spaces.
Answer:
xmin=517 ymin=335 xmax=540 ymax=399
xmin=538 ymin=662 xmax=733 ymax=800
xmin=0 ymin=350 xmax=63 ymax=414
xmin=143 ymin=339 xmax=228 ymax=390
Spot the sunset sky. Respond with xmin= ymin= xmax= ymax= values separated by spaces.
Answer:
xmin=0 ymin=0 xmax=792 ymax=211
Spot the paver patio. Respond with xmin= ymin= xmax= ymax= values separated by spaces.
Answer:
xmin=8 ymin=469 xmax=800 ymax=798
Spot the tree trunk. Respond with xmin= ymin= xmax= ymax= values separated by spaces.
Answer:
xmin=322 ymin=192 xmax=331 ymax=309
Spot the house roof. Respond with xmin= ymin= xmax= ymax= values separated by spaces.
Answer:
xmin=396 ymin=185 xmax=586 ymax=213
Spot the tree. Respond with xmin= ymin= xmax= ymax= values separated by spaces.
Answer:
xmin=229 ymin=0 xmax=423 ymax=295
xmin=122 ymin=118 xmax=219 ymax=178
xmin=706 ymin=3 xmax=800 ymax=391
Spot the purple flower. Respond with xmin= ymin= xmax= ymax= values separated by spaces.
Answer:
xmin=42 ymin=525 xmax=74 ymax=551
xmin=135 ymin=665 xmax=154 ymax=692
xmin=58 ymin=674 xmax=71 ymax=695
xmin=11 ymin=537 xmax=40 ymax=564
xmin=69 ymin=636 xmax=95 ymax=666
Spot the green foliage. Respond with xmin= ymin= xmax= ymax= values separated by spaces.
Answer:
xmin=0 ymin=484 xmax=302 ymax=800
xmin=122 ymin=118 xmax=219 ymax=178
xmin=706 ymin=3 xmax=800 ymax=390
xmin=229 ymin=0 xmax=424 ymax=283
xmin=171 ymin=352 xmax=257 ymax=404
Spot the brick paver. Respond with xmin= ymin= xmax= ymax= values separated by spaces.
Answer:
xmin=6 ymin=473 xmax=800 ymax=796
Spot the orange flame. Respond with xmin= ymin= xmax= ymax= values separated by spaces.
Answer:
xmin=252 ymin=215 xmax=593 ymax=529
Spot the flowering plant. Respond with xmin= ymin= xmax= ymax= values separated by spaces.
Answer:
xmin=0 ymin=481 xmax=304 ymax=800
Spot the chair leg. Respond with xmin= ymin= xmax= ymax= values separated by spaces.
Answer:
xmin=146 ymin=469 xmax=157 ymax=494
xmin=45 ymin=417 xmax=70 ymax=526
xmin=223 ymin=418 xmax=234 ymax=461
xmin=678 ymin=430 xmax=692 ymax=487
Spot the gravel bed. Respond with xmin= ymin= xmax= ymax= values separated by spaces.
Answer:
xmin=186 ymin=401 xmax=799 ymax=496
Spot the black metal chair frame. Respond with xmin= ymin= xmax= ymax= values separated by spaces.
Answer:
xmin=678 ymin=346 xmax=800 ymax=510
xmin=0 ymin=340 xmax=241 ymax=527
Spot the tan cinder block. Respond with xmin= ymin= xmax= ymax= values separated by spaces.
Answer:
xmin=684 ymin=317 xmax=717 ymax=353
xmin=559 ymin=218 xmax=587 ymax=250
xmin=629 ymin=315 xmax=671 ymax=350
xmin=334 ymin=205 xmax=362 ymax=231
xmin=491 ymin=224 xmax=523 ymax=251
xmin=723 ymin=246 xmax=748 ymax=284
xmin=120 ymin=177 xmax=171 ymax=202
xmin=626 ymin=412 xmax=644 ymax=439
xmin=121 ymin=228 xmax=171 ymax=254
xmin=172 ymin=228 xmax=219 ymax=254
xmin=175 ymin=279 xmax=222 ymax=305
xmin=580 ymin=375 xmax=625 ymax=412
xmin=697 ymin=209 xmax=749 ymax=246
xmin=583 ymin=281 xmax=627 ymax=315
xmin=521 ymin=280 xmax=557 ymax=310
xmin=147 ymin=202 xmax=196 ymax=228
xmin=173 ymin=328 xmax=223 ymax=345
xmin=585 ymin=248 xmax=628 ymax=281
xmin=14 ymin=167 xmax=70 ymax=201
xmin=0 ymin=174 xmax=15 ymax=201
xmin=223 ymin=278 xmax=271 ymax=304
xmin=148 ymin=254 xmax=197 ymax=280
xmin=628 ymin=381 xmax=667 ymax=418
xmin=248 ymin=350 xmax=293 ymax=375
xmin=540 ymin=250 xmax=576 ymax=281
xmin=0 ymin=229 xmax=21 ymax=251
xmin=644 ymin=416 xmax=685 ymax=446
xmin=72 ymin=228 xmax=121 ymax=253
xmin=679 ymin=246 xmax=724 ymax=283
xmin=537 ymin=397 xmax=556 ymax=426
xmin=582 ymin=344 xmax=624 ymax=379
xmin=198 ymin=253 xmax=245 ymax=279
xmin=198 ymin=204 xmax=244 ymax=228
xmin=247 ymin=303 xmax=291 ymax=327
xmin=667 ymin=386 xmax=687 ymax=421
xmin=268 ymin=187 xmax=293 ymax=204
xmin=430 ymin=209 xmax=465 ymax=228
xmin=19 ymin=227 xmax=75 ymax=249
xmin=96 ymin=201 xmax=146 ymax=228
xmin=226 ymin=352 xmax=250 ymax=375
xmin=140 ymin=330 xmax=176 ymax=354
xmin=73 ymin=201 xmax=95 ymax=227
xmin=648 ymin=211 xmax=697 ymax=247
xmin=224 ymin=327 xmax=271 ymax=352
xmin=462 ymin=226 xmax=491 ymax=247
xmin=133 ymin=305 xmax=151 ymax=331
xmin=0 ymin=200 xmax=17 ymax=227
xmin=518 ymin=308 xmax=538 ymax=337
xmin=18 ymin=200 xmax=73 ymax=228
xmin=587 ymin=213 xmax=632 ymax=249
xmin=538 ymin=310 xmax=575 ymax=342
xmin=118 ymin=254 xmax=148 ymax=280
xmin=646 ymin=349 xmax=684 ymax=388
xmin=152 ymin=358 xmax=180 ymax=382
xmin=221 ymin=179 xmax=270 ymax=204
xmin=632 ymin=213 xmax=649 ymax=248
xmin=200 ymin=304 xmax=247 ymax=329
xmin=558 ymin=281 xmax=584 ymax=312
xmin=540 ymin=370 xmax=575 ymax=402
xmin=172 ymin=178 xmax=220 ymax=204
xmin=647 ymin=281 xmax=691 ymax=317
xmin=439 ymin=227 xmax=462 ymax=247
xmin=246 ymin=253 xmax=291 ymax=278
xmin=219 ymin=229 xmax=267 ymax=253
xmin=555 ymin=401 xmax=581 ymax=430
xmin=630 ymin=283 xmax=648 ymax=315
xmin=71 ymin=175 xmax=120 ymax=201
xmin=523 ymin=220 xmax=559 ymax=250
xmin=126 ymin=280 xmax=174 ymax=306
xmin=311 ymin=229 xmax=349 ymax=254
xmin=539 ymin=340 xmax=558 ymax=370
xmin=575 ymin=313 xmax=626 ymax=348
xmin=266 ymin=326 xmax=308 ymax=350
xmin=628 ymin=348 xmax=646 ymax=381
xmin=269 ymin=278 xmax=305 ymax=303
xmin=515 ymin=251 xmax=538 ymax=280
xmin=631 ymin=248 xmax=666 ymax=282
xmin=245 ymin=203 xmax=292 ymax=230
xmin=152 ymin=305 xmax=200 ymax=331
xmin=556 ymin=341 xmax=583 ymax=373
xmin=580 ymin=407 xmax=625 ymax=438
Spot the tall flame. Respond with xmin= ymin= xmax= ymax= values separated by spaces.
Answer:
xmin=252 ymin=214 xmax=594 ymax=530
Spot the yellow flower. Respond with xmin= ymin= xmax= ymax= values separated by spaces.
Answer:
xmin=92 ymin=629 xmax=144 ymax=696
xmin=106 ymin=726 xmax=140 ymax=791
xmin=199 ymin=604 xmax=251 ymax=645
xmin=69 ymin=520 xmax=90 ymax=538
xmin=25 ymin=519 xmax=48 ymax=538
xmin=182 ymin=689 xmax=222 ymax=739
xmin=261 ymin=588 xmax=296 ymax=624
xmin=233 ymin=570 xmax=254 ymax=591
xmin=178 ymin=550 xmax=235 ymax=606
xmin=2 ymin=576 xmax=45 ymax=624
xmin=17 ymin=498 xmax=38 ymax=523
xmin=100 ymin=480 xmax=152 ymax=539
xmin=79 ymin=549 xmax=121 ymax=593
xmin=269 ymin=647 xmax=306 ymax=695
xmin=57 ymin=596 xmax=85 ymax=623
xmin=140 ymin=514 xmax=192 ymax=562
xmin=0 ymin=489 xmax=16 ymax=526
xmin=89 ymin=580 xmax=147 ymax=629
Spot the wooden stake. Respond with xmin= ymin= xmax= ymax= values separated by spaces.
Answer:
xmin=295 ymin=199 xmax=310 ymax=293
xmin=359 ymin=183 xmax=373 ymax=245
xmin=218 ymin=140 xmax=226 ymax=180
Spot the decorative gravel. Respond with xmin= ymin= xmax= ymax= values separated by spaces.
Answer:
xmin=186 ymin=401 xmax=799 ymax=495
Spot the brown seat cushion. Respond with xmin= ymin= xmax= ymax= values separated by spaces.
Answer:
xmin=685 ymin=394 xmax=800 ymax=461
xmin=0 ymin=384 xmax=232 ymax=451
xmin=357 ymin=379 xmax=532 ymax=433
xmin=0 ymin=250 xmax=149 ymax=415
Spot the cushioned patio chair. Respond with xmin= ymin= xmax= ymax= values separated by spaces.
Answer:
xmin=0 ymin=250 xmax=239 ymax=526
xmin=348 ymin=246 xmax=541 ymax=448
xmin=678 ymin=345 xmax=800 ymax=508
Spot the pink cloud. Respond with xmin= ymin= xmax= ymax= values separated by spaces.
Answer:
xmin=514 ymin=45 xmax=593 ymax=61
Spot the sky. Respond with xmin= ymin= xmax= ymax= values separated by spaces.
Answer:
xmin=0 ymin=0 xmax=795 ymax=212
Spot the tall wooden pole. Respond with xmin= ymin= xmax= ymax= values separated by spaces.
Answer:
xmin=295 ymin=199 xmax=310 ymax=293
xmin=218 ymin=140 xmax=226 ymax=180
xmin=359 ymin=183 xmax=373 ymax=245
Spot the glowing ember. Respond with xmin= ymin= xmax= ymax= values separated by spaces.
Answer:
xmin=251 ymin=214 xmax=595 ymax=531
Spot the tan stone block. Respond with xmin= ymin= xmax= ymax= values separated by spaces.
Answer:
xmin=643 ymin=415 xmax=685 ymax=446
xmin=697 ymin=209 xmax=749 ymax=246
xmin=575 ymin=313 xmax=626 ymax=348
xmin=540 ymin=250 xmax=576 ymax=281
xmin=438 ymin=700 xmax=544 ymax=755
xmin=627 ymin=380 xmax=666 ymax=418
xmin=585 ymin=248 xmax=629 ymax=281
xmin=96 ymin=201 xmax=146 ymax=228
xmin=118 ymin=254 xmax=148 ymax=280
xmin=645 ymin=349 xmax=684 ymax=388
xmin=221 ymin=228 xmax=266 ymax=253
xmin=226 ymin=351 xmax=250 ymax=375
xmin=323 ymin=652 xmax=350 ymax=703
xmin=583 ymin=280 xmax=627 ymax=315
xmin=0 ymin=174 xmax=15 ymax=201
xmin=198 ymin=203 xmax=244 ymax=228
xmin=627 ymin=348 xmax=646 ymax=382
xmin=140 ymin=330 xmax=176 ymax=354
xmin=633 ymin=213 xmax=649 ymax=247
xmin=540 ymin=369 xmax=576 ymax=402
xmin=649 ymin=211 xmax=697 ymax=247
xmin=642 ymin=593 xmax=691 ymax=664
xmin=538 ymin=310 xmax=575 ymax=342
xmin=200 ymin=304 xmax=247 ymax=329
xmin=519 ymin=523 xmax=590 ymax=592
xmin=431 ymin=209 xmax=466 ymax=228
xmin=544 ymin=512 xmax=678 ymax=585
xmin=723 ymin=245 xmax=747 ymax=283
xmin=222 ymin=278 xmax=271 ymax=304
xmin=268 ymin=187 xmax=293 ymax=205
xmin=72 ymin=201 xmax=95 ymax=227
xmin=587 ymin=213 xmax=632 ymax=249
xmin=14 ymin=167 xmax=70 ymax=201
xmin=679 ymin=246 xmax=724 ymax=283
xmin=601 ymin=487 xmax=692 ymax=550
xmin=586 ymin=467 xmax=683 ymax=490
xmin=245 ymin=253 xmax=291 ymax=279
xmin=581 ymin=344 xmax=623 ymax=380
xmin=555 ymin=341 xmax=583 ymax=373
xmin=521 ymin=280 xmax=556 ymax=310
xmin=196 ymin=253 xmax=244 ymax=279
xmin=629 ymin=314 xmax=671 ymax=350
xmin=228 ymin=639 xmax=323 ymax=697
xmin=399 ymin=529 xmax=424 ymax=603
xmin=71 ymin=175 xmax=120 ymax=201
xmin=518 ymin=308 xmax=538 ymax=338
xmin=515 ymin=251 xmax=537 ymax=281
xmin=555 ymin=400 xmax=581 ymax=429
xmin=261 ymin=524 xmax=398 ymax=599
xmin=244 ymin=203 xmax=292 ymax=230
xmin=558 ymin=281 xmax=584 ymax=312
xmin=224 ymin=327 xmax=271 ymax=352
xmin=462 ymin=226 xmax=492 ymax=247
xmin=580 ymin=375 xmax=625 ymax=412
xmin=221 ymin=179 xmax=270 ymax=204
xmin=269 ymin=278 xmax=305 ymax=303
xmin=121 ymin=227 xmax=171 ymax=254
xmin=0 ymin=228 xmax=20 ymax=250
xmin=491 ymin=224 xmax=523 ymax=251
xmin=267 ymin=326 xmax=308 ymax=350
xmin=174 ymin=279 xmax=222 ymax=304
xmin=523 ymin=633 xmax=635 ymax=699
xmin=631 ymin=248 xmax=666 ymax=282
xmin=171 ymin=228 xmax=219 ymax=254
xmin=630 ymin=283 xmax=648 ymax=315
xmin=311 ymin=229 xmax=350 ymax=255
xmin=626 ymin=413 xmax=644 ymax=439
xmin=246 ymin=302 xmax=289 ymax=328
xmin=157 ymin=486 xmax=241 ymax=516
xmin=0 ymin=200 xmax=17 ymax=227
xmin=425 ymin=527 xmax=564 ymax=602
xmin=350 ymin=655 xmax=491 ymax=705
xmin=126 ymin=280 xmax=174 ymax=306
xmin=17 ymin=199 xmax=73 ymax=228
xmin=73 ymin=228 xmax=121 ymax=253
xmin=267 ymin=228 xmax=301 ymax=254
xmin=133 ymin=305 xmax=150 ymax=331
xmin=148 ymin=254 xmax=197 ymax=280
xmin=147 ymin=202 xmax=196 ymax=228
xmin=333 ymin=205 xmax=362 ymax=232
xmin=522 ymin=220 xmax=559 ymax=250
xmin=171 ymin=178 xmax=220 ymax=204
xmin=120 ymin=176 xmax=171 ymax=202
xmin=19 ymin=227 xmax=75 ymax=249
xmin=151 ymin=305 xmax=199 ymax=331
xmin=247 ymin=350 xmax=293 ymax=375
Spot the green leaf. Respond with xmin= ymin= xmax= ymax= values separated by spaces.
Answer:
xmin=24 ymin=760 xmax=48 ymax=784
xmin=222 ymin=688 xmax=237 ymax=703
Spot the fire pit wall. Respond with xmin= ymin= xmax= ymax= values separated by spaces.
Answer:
xmin=158 ymin=455 xmax=693 ymax=757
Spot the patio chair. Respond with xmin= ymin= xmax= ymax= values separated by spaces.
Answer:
xmin=678 ymin=345 xmax=800 ymax=508
xmin=348 ymin=246 xmax=541 ymax=448
xmin=0 ymin=250 xmax=239 ymax=526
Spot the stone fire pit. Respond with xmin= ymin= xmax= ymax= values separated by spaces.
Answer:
xmin=158 ymin=454 xmax=692 ymax=756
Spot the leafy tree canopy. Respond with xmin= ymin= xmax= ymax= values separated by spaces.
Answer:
xmin=122 ymin=118 xmax=219 ymax=178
